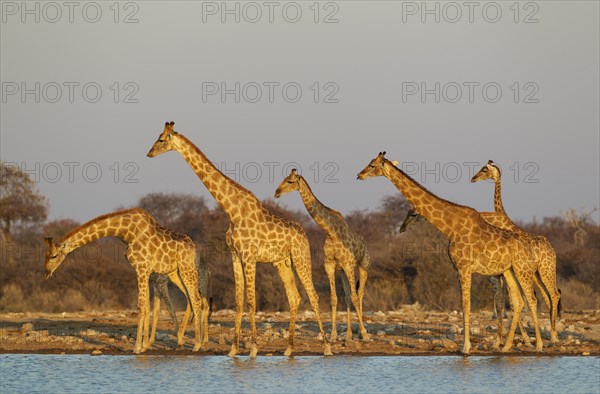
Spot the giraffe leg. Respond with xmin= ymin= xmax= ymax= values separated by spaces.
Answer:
xmin=201 ymin=295 xmax=209 ymax=345
xmin=533 ymin=274 xmax=551 ymax=312
xmin=342 ymin=267 xmax=369 ymax=341
xmin=134 ymin=272 xmax=150 ymax=354
xmin=357 ymin=266 xmax=370 ymax=341
xmin=501 ymin=270 xmax=525 ymax=353
xmin=244 ymin=261 xmax=259 ymax=358
xmin=324 ymin=257 xmax=338 ymax=342
xmin=515 ymin=270 xmax=543 ymax=352
xmin=197 ymin=260 xmax=211 ymax=345
xmin=168 ymin=271 xmax=191 ymax=348
xmin=491 ymin=276 xmax=503 ymax=349
xmin=458 ymin=270 xmax=472 ymax=355
xmin=538 ymin=255 xmax=561 ymax=344
xmin=178 ymin=266 xmax=203 ymax=352
xmin=274 ymin=259 xmax=300 ymax=357
xmin=292 ymin=244 xmax=332 ymax=356
xmin=490 ymin=276 xmax=502 ymax=320
xmin=340 ymin=272 xmax=353 ymax=341
xmin=150 ymin=275 xmax=178 ymax=348
xmin=149 ymin=290 xmax=161 ymax=348
xmin=159 ymin=275 xmax=179 ymax=335
xmin=500 ymin=276 xmax=532 ymax=348
xmin=517 ymin=319 xmax=532 ymax=347
xmin=228 ymin=253 xmax=245 ymax=358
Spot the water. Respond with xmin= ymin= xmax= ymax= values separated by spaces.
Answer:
xmin=1 ymin=355 xmax=599 ymax=394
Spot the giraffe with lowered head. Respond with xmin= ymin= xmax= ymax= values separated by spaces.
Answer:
xmin=44 ymin=208 xmax=209 ymax=353
xmin=275 ymin=168 xmax=371 ymax=342
xmin=357 ymin=152 xmax=543 ymax=354
xmin=471 ymin=160 xmax=561 ymax=344
xmin=147 ymin=121 xmax=332 ymax=357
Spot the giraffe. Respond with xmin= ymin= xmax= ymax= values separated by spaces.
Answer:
xmin=399 ymin=209 xmax=534 ymax=347
xmin=275 ymin=168 xmax=371 ymax=342
xmin=147 ymin=121 xmax=331 ymax=358
xmin=471 ymin=160 xmax=561 ymax=344
xmin=44 ymin=208 xmax=209 ymax=353
xmin=148 ymin=255 xmax=213 ymax=348
xmin=357 ymin=152 xmax=543 ymax=354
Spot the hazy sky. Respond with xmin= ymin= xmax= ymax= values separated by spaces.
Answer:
xmin=2 ymin=1 xmax=599 ymax=224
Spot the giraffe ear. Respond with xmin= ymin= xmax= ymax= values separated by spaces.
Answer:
xmin=487 ymin=160 xmax=494 ymax=165
xmin=391 ymin=160 xmax=399 ymax=167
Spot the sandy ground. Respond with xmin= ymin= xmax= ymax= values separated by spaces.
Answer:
xmin=1 ymin=305 xmax=598 ymax=356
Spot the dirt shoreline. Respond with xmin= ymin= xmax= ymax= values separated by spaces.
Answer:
xmin=2 ymin=306 xmax=598 ymax=357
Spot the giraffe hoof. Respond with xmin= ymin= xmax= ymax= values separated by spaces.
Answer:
xmin=361 ymin=333 xmax=371 ymax=342
xmin=193 ymin=344 xmax=202 ymax=352
xmin=323 ymin=344 xmax=333 ymax=357
xmin=330 ymin=332 xmax=337 ymax=342
xmin=284 ymin=347 xmax=293 ymax=357
xmin=250 ymin=345 xmax=258 ymax=358
xmin=492 ymin=341 xmax=501 ymax=350
xmin=501 ymin=345 xmax=512 ymax=353
xmin=228 ymin=346 xmax=238 ymax=358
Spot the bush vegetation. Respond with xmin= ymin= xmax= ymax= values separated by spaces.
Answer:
xmin=1 ymin=191 xmax=598 ymax=313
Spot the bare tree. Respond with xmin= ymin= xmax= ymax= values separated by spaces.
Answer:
xmin=0 ymin=162 xmax=48 ymax=264
xmin=562 ymin=207 xmax=598 ymax=247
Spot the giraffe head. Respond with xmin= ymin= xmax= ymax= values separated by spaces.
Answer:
xmin=147 ymin=121 xmax=178 ymax=158
xmin=274 ymin=169 xmax=300 ymax=198
xmin=44 ymin=237 xmax=68 ymax=279
xmin=356 ymin=152 xmax=398 ymax=180
xmin=399 ymin=209 xmax=427 ymax=233
xmin=471 ymin=160 xmax=501 ymax=183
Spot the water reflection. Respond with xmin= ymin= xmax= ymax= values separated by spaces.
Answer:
xmin=1 ymin=355 xmax=598 ymax=394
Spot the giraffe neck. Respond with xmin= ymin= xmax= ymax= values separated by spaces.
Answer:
xmin=174 ymin=134 xmax=260 ymax=220
xmin=383 ymin=160 xmax=473 ymax=239
xmin=58 ymin=209 xmax=143 ymax=253
xmin=297 ymin=176 xmax=343 ymax=237
xmin=493 ymin=177 xmax=507 ymax=214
